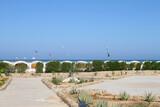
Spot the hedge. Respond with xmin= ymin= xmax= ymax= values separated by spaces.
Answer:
xmin=142 ymin=61 xmax=160 ymax=70
xmin=92 ymin=60 xmax=104 ymax=71
xmin=45 ymin=61 xmax=160 ymax=73
xmin=46 ymin=61 xmax=61 ymax=73
xmin=104 ymin=61 xmax=127 ymax=71
xmin=15 ymin=63 xmax=28 ymax=73
xmin=0 ymin=62 xmax=10 ymax=74
xmin=36 ymin=62 xmax=44 ymax=73
xmin=61 ymin=62 xmax=73 ymax=72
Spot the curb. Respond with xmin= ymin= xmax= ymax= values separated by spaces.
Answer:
xmin=0 ymin=77 xmax=12 ymax=91
xmin=42 ymin=78 xmax=78 ymax=107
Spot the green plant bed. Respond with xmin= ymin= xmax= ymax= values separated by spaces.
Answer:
xmin=68 ymin=90 xmax=160 ymax=107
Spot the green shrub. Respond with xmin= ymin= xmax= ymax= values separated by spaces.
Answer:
xmin=78 ymin=91 xmax=93 ymax=105
xmin=142 ymin=61 xmax=157 ymax=70
xmin=36 ymin=62 xmax=43 ymax=73
xmin=104 ymin=61 xmax=127 ymax=71
xmin=0 ymin=62 xmax=9 ymax=74
xmin=52 ymin=77 xmax=62 ymax=85
xmin=61 ymin=62 xmax=72 ymax=72
xmin=46 ymin=61 xmax=61 ymax=73
xmin=153 ymin=62 xmax=160 ymax=70
xmin=127 ymin=63 xmax=135 ymax=70
xmin=95 ymin=100 xmax=108 ymax=107
xmin=144 ymin=92 xmax=155 ymax=103
xmin=119 ymin=91 xmax=130 ymax=101
xmin=15 ymin=63 xmax=28 ymax=73
xmin=135 ymin=63 xmax=142 ymax=70
xmin=92 ymin=60 xmax=104 ymax=71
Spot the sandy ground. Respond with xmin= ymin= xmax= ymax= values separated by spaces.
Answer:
xmin=82 ymin=76 xmax=160 ymax=96
xmin=0 ymin=78 xmax=68 ymax=107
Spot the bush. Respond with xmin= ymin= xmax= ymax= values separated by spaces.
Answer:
xmin=127 ymin=63 xmax=135 ymax=70
xmin=46 ymin=61 xmax=61 ymax=73
xmin=15 ymin=63 xmax=28 ymax=73
xmin=154 ymin=62 xmax=160 ymax=70
xmin=0 ymin=62 xmax=9 ymax=74
xmin=36 ymin=62 xmax=43 ymax=73
xmin=61 ymin=62 xmax=72 ymax=72
xmin=92 ymin=60 xmax=104 ymax=71
xmin=142 ymin=61 xmax=158 ymax=70
xmin=135 ymin=63 xmax=142 ymax=70
xmin=119 ymin=91 xmax=130 ymax=101
xmin=52 ymin=77 xmax=62 ymax=85
xmin=105 ymin=61 xmax=127 ymax=71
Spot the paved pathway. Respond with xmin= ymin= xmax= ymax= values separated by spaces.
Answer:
xmin=82 ymin=76 xmax=160 ymax=96
xmin=0 ymin=78 xmax=68 ymax=107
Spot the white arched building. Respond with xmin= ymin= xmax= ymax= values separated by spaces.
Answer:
xmin=2 ymin=60 xmax=46 ymax=73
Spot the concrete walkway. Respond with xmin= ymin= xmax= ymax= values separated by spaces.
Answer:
xmin=82 ymin=76 xmax=160 ymax=96
xmin=0 ymin=78 xmax=68 ymax=107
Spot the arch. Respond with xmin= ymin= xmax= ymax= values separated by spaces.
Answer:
xmin=76 ymin=61 xmax=88 ymax=64
xmin=14 ymin=61 xmax=30 ymax=67
xmin=31 ymin=61 xmax=43 ymax=64
xmin=61 ymin=61 xmax=73 ymax=64
xmin=2 ymin=61 xmax=14 ymax=65
xmin=129 ymin=61 xmax=140 ymax=64
xmin=31 ymin=61 xmax=43 ymax=69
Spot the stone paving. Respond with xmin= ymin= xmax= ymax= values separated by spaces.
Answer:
xmin=0 ymin=78 xmax=68 ymax=107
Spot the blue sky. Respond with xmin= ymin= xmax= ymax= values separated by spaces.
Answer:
xmin=0 ymin=0 xmax=160 ymax=60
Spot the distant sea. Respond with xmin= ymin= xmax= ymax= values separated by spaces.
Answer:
xmin=0 ymin=59 xmax=160 ymax=62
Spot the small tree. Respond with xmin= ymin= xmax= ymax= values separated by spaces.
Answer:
xmin=135 ymin=63 xmax=142 ymax=70
xmin=36 ymin=62 xmax=44 ymax=73
xmin=0 ymin=62 xmax=9 ymax=74
xmin=126 ymin=63 xmax=135 ymax=70
xmin=105 ymin=61 xmax=124 ymax=71
xmin=46 ymin=61 xmax=61 ymax=73
xmin=154 ymin=62 xmax=160 ymax=70
xmin=92 ymin=60 xmax=104 ymax=71
xmin=15 ymin=63 xmax=28 ymax=73
xmin=61 ymin=62 xmax=72 ymax=72
xmin=119 ymin=62 xmax=127 ymax=70
xmin=142 ymin=61 xmax=156 ymax=70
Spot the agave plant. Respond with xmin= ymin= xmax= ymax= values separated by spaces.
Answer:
xmin=78 ymin=91 xmax=93 ymax=106
xmin=144 ymin=92 xmax=155 ymax=103
xmin=69 ymin=87 xmax=79 ymax=95
xmin=119 ymin=91 xmax=130 ymax=101
xmin=95 ymin=100 xmax=108 ymax=107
